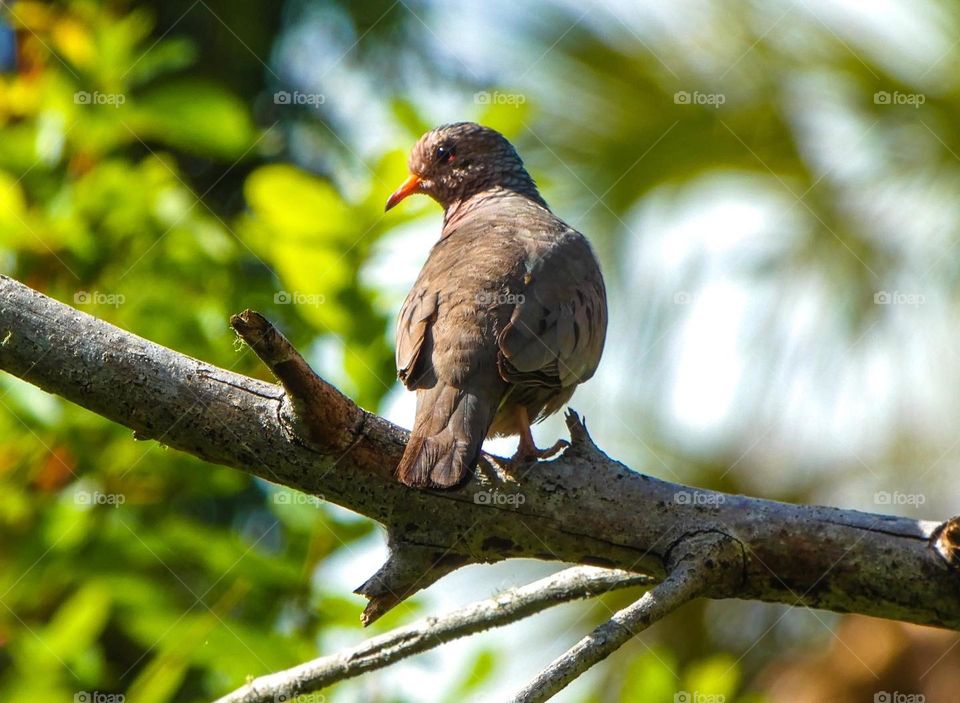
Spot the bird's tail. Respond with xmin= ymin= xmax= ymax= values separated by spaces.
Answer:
xmin=396 ymin=383 xmax=494 ymax=488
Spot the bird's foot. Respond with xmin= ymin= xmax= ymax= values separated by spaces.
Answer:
xmin=506 ymin=438 xmax=569 ymax=471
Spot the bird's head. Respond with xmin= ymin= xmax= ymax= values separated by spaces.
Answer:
xmin=385 ymin=122 xmax=540 ymax=212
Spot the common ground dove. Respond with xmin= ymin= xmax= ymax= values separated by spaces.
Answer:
xmin=385 ymin=122 xmax=607 ymax=488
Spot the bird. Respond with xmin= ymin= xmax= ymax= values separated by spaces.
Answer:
xmin=385 ymin=122 xmax=607 ymax=489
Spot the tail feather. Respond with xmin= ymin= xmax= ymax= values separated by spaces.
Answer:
xmin=397 ymin=384 xmax=493 ymax=488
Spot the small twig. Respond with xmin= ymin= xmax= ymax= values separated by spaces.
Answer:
xmin=214 ymin=566 xmax=654 ymax=703
xmin=509 ymin=533 xmax=734 ymax=703
xmin=933 ymin=515 xmax=960 ymax=572
xmin=354 ymin=537 xmax=471 ymax=626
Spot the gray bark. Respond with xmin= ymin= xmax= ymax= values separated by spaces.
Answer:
xmin=215 ymin=566 xmax=654 ymax=703
xmin=509 ymin=532 xmax=738 ymax=702
xmin=1 ymin=274 xmax=958 ymax=640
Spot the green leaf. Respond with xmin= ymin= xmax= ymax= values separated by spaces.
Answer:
xmin=39 ymin=582 xmax=111 ymax=663
xmin=389 ymin=99 xmax=433 ymax=139
xmin=0 ymin=171 xmax=26 ymax=227
xmin=245 ymin=164 xmax=351 ymax=240
xmin=244 ymin=164 xmax=363 ymax=333
xmin=621 ymin=647 xmax=678 ymax=703
xmin=683 ymin=653 xmax=740 ymax=701
xmin=132 ymin=79 xmax=256 ymax=159
xmin=125 ymin=38 xmax=198 ymax=88
xmin=477 ymin=91 xmax=533 ymax=138
xmin=450 ymin=648 xmax=498 ymax=698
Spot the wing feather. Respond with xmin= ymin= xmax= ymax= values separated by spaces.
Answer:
xmin=396 ymin=288 xmax=438 ymax=389
xmin=498 ymin=232 xmax=607 ymax=389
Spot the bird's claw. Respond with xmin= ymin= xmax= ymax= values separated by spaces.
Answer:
xmin=506 ymin=438 xmax=569 ymax=472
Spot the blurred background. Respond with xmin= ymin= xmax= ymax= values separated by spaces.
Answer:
xmin=1 ymin=0 xmax=959 ymax=701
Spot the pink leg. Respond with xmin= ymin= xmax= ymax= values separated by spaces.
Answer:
xmin=509 ymin=406 xmax=568 ymax=467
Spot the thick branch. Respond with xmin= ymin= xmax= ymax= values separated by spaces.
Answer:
xmin=1 ymin=274 xmax=959 ymax=635
xmin=215 ymin=566 xmax=654 ymax=703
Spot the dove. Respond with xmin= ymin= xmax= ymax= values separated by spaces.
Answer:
xmin=386 ymin=122 xmax=607 ymax=488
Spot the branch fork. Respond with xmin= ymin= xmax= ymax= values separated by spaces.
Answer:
xmin=2 ymin=278 xmax=959 ymax=703
xmin=230 ymin=310 xmax=365 ymax=452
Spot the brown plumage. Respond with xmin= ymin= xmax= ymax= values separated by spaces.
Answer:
xmin=385 ymin=122 xmax=607 ymax=488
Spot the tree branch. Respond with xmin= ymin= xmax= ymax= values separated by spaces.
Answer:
xmin=2 ymin=274 xmax=960 ymax=699
xmin=229 ymin=309 xmax=365 ymax=450
xmin=215 ymin=566 xmax=654 ymax=703
xmin=509 ymin=532 xmax=739 ymax=703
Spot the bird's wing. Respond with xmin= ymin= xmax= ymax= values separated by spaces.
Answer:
xmin=396 ymin=286 xmax=438 ymax=389
xmin=497 ymin=232 xmax=607 ymax=389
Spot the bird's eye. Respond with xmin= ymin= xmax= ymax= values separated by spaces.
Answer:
xmin=435 ymin=145 xmax=456 ymax=164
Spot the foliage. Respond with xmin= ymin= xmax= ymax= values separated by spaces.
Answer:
xmin=3 ymin=0 xmax=960 ymax=701
xmin=0 ymin=3 xmax=391 ymax=701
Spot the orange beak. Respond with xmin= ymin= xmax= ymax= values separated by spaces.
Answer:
xmin=385 ymin=174 xmax=423 ymax=211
